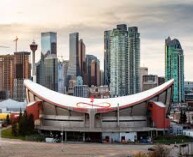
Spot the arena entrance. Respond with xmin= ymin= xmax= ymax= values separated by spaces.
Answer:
xmin=85 ymin=132 xmax=102 ymax=142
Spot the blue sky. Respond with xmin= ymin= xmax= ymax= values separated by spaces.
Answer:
xmin=0 ymin=0 xmax=193 ymax=80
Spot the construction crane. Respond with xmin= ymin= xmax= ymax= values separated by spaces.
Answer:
xmin=13 ymin=36 xmax=18 ymax=52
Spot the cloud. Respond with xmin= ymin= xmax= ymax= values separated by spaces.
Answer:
xmin=0 ymin=0 xmax=193 ymax=80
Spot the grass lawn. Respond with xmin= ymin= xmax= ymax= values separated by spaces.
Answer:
xmin=1 ymin=126 xmax=25 ymax=140
xmin=1 ymin=126 xmax=45 ymax=142
xmin=154 ymin=135 xmax=193 ymax=144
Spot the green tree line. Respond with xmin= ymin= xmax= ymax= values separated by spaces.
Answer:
xmin=12 ymin=110 xmax=34 ymax=136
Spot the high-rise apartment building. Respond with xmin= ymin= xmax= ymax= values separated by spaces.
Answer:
xmin=158 ymin=77 xmax=165 ymax=85
xmin=104 ymin=24 xmax=140 ymax=97
xmin=41 ymin=32 xmax=57 ymax=58
xmin=14 ymin=52 xmax=31 ymax=79
xmin=0 ymin=52 xmax=30 ymax=101
xmin=109 ymin=24 xmax=128 ymax=97
xmin=165 ymin=37 xmax=184 ymax=103
xmin=142 ymin=75 xmax=158 ymax=91
xmin=0 ymin=55 xmax=14 ymax=98
xmin=139 ymin=67 xmax=148 ymax=92
xmin=184 ymin=81 xmax=193 ymax=102
xmin=13 ymin=52 xmax=31 ymax=101
xmin=128 ymin=27 xmax=140 ymax=94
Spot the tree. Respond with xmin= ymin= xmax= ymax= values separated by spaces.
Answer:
xmin=18 ymin=110 xmax=28 ymax=135
xmin=19 ymin=108 xmax=22 ymax=121
xmin=6 ymin=114 xmax=11 ymax=125
xmin=12 ymin=122 xmax=18 ymax=136
xmin=12 ymin=110 xmax=35 ymax=136
xmin=18 ymin=110 xmax=35 ymax=136
xmin=27 ymin=114 xmax=34 ymax=134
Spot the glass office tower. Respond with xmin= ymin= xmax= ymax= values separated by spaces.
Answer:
xmin=165 ymin=37 xmax=184 ymax=103
xmin=41 ymin=32 xmax=57 ymax=58
xmin=37 ymin=32 xmax=58 ymax=91
xmin=44 ymin=55 xmax=58 ymax=91
xmin=67 ymin=32 xmax=79 ymax=76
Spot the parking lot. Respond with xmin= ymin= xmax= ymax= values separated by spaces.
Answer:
xmin=0 ymin=138 xmax=151 ymax=157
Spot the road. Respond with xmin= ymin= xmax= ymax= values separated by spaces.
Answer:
xmin=0 ymin=138 xmax=152 ymax=157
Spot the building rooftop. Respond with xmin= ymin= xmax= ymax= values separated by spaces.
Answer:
xmin=24 ymin=79 xmax=174 ymax=110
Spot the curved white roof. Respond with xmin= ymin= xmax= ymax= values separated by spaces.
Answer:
xmin=24 ymin=79 xmax=174 ymax=112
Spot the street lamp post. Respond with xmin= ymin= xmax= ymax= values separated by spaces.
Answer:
xmin=61 ymin=123 xmax=64 ymax=151
xmin=0 ymin=121 xmax=2 ymax=148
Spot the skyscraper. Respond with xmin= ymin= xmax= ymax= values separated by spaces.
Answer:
xmin=104 ymin=24 xmax=140 ymax=97
xmin=104 ymin=31 xmax=111 ymax=86
xmin=86 ymin=55 xmax=100 ymax=86
xmin=78 ymin=39 xmax=86 ymax=77
xmin=13 ymin=52 xmax=31 ymax=101
xmin=41 ymin=32 xmax=57 ymax=58
xmin=0 ymin=55 xmax=14 ymax=98
xmin=91 ymin=59 xmax=100 ymax=86
xmin=44 ymin=55 xmax=58 ymax=91
xmin=67 ymin=32 xmax=79 ymax=76
xmin=109 ymin=24 xmax=128 ymax=97
xmin=128 ymin=27 xmax=140 ymax=94
xmin=37 ymin=32 xmax=58 ymax=92
xmin=14 ymin=52 xmax=31 ymax=79
xmin=165 ymin=37 xmax=184 ymax=103
xmin=58 ymin=60 xmax=69 ymax=94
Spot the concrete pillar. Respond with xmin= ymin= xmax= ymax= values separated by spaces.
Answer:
xmin=89 ymin=109 xmax=96 ymax=129
xmin=65 ymin=132 xmax=67 ymax=142
xmin=150 ymin=131 xmax=152 ymax=138
xmin=83 ymin=132 xmax=85 ymax=142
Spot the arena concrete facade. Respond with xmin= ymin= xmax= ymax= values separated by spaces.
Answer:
xmin=24 ymin=79 xmax=174 ymax=142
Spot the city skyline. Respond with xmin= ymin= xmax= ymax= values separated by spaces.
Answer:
xmin=0 ymin=0 xmax=193 ymax=80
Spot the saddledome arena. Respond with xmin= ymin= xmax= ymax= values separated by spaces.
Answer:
xmin=25 ymin=79 xmax=174 ymax=142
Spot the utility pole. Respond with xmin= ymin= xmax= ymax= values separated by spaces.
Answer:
xmin=61 ymin=122 xmax=64 ymax=152
xmin=117 ymin=103 xmax=120 ymax=127
xmin=13 ymin=36 xmax=18 ymax=52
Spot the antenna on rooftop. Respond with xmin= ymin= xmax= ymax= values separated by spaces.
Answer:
xmin=13 ymin=36 xmax=18 ymax=52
